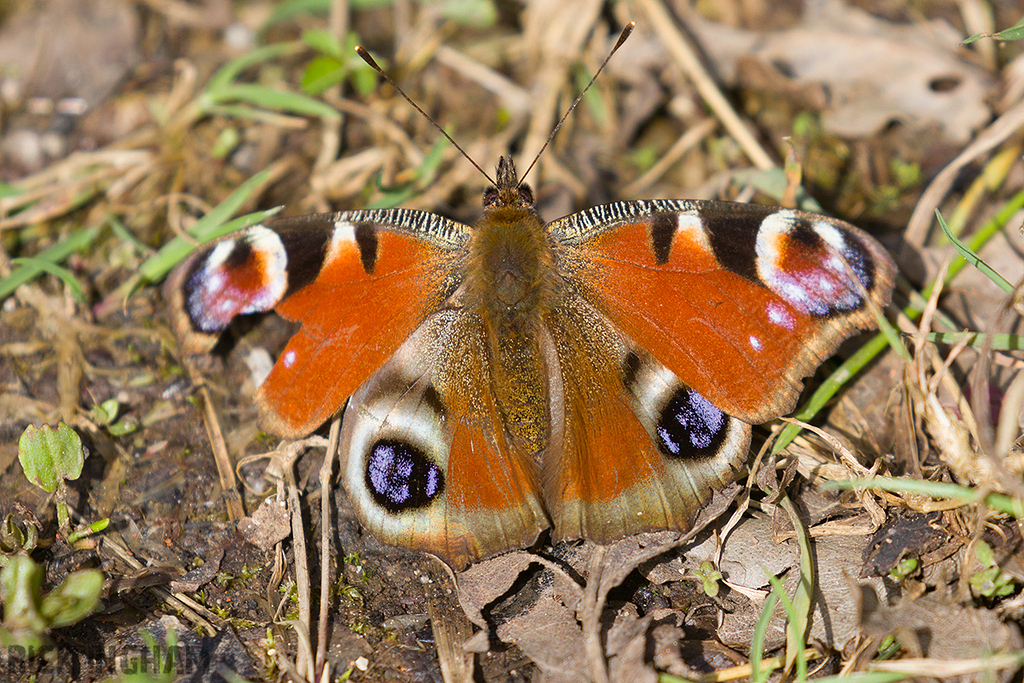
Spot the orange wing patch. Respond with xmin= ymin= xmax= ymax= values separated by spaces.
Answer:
xmin=569 ymin=220 xmax=844 ymax=423
xmin=259 ymin=231 xmax=456 ymax=436
xmin=541 ymin=299 xmax=750 ymax=543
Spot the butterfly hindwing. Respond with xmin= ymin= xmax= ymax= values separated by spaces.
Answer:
xmin=541 ymin=296 xmax=750 ymax=543
xmin=165 ymin=209 xmax=470 ymax=437
xmin=549 ymin=200 xmax=896 ymax=425
xmin=340 ymin=309 xmax=549 ymax=569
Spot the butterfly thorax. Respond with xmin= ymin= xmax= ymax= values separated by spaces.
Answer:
xmin=466 ymin=206 xmax=558 ymax=324
xmin=467 ymin=157 xmax=559 ymax=330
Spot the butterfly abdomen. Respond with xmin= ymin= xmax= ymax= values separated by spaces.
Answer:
xmin=460 ymin=203 xmax=563 ymax=454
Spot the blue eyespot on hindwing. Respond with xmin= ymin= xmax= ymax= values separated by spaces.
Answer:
xmin=365 ymin=438 xmax=445 ymax=512
xmin=656 ymin=388 xmax=728 ymax=459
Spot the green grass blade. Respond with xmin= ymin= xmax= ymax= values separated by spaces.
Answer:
xmin=826 ymin=476 xmax=1024 ymax=518
xmin=140 ymin=208 xmax=281 ymax=286
xmin=776 ymin=186 xmax=1024 ymax=452
xmin=811 ymin=673 xmax=910 ymax=683
xmin=261 ymin=0 xmax=394 ymax=33
xmin=927 ymin=332 xmax=1023 ymax=351
xmin=948 ymin=186 xmax=1024 ymax=282
xmin=750 ymin=591 xmax=780 ymax=683
xmin=206 ymin=41 xmax=305 ymax=91
xmin=963 ymin=16 xmax=1024 ymax=44
xmin=8 ymin=258 xmax=87 ymax=303
xmin=766 ymin=572 xmax=809 ymax=681
xmin=774 ymin=331 xmax=892 ymax=452
xmin=0 ymin=224 xmax=101 ymax=299
xmin=202 ymin=83 xmax=341 ymax=121
xmin=935 ymin=210 xmax=1013 ymax=293
xmin=137 ymin=167 xmax=277 ymax=284
xmin=778 ymin=495 xmax=813 ymax=680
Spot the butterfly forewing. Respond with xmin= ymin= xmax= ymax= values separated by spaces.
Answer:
xmin=166 ymin=209 xmax=472 ymax=437
xmin=548 ymin=200 xmax=896 ymax=425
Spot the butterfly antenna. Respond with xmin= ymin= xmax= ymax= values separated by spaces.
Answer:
xmin=355 ymin=46 xmax=496 ymax=186
xmin=518 ymin=22 xmax=635 ymax=186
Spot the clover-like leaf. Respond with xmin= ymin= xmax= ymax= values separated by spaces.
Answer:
xmin=90 ymin=399 xmax=120 ymax=426
xmin=969 ymin=540 xmax=1018 ymax=598
xmin=17 ymin=424 xmax=85 ymax=493
xmin=695 ymin=560 xmax=723 ymax=598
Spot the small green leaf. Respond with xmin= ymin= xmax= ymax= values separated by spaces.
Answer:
xmin=0 ymin=556 xmax=46 ymax=636
xmin=970 ymin=540 xmax=1017 ymax=598
xmin=211 ymin=126 xmax=241 ymax=160
xmin=976 ymin=538 xmax=996 ymax=565
xmin=18 ymin=424 xmax=85 ymax=493
xmin=39 ymin=569 xmax=104 ymax=628
xmin=694 ymin=560 xmax=723 ymax=598
xmin=889 ymin=557 xmax=918 ymax=580
xmin=106 ymin=420 xmax=139 ymax=437
xmin=629 ymin=145 xmax=659 ymax=174
xmin=301 ymin=55 xmax=347 ymax=95
xmin=876 ymin=634 xmax=901 ymax=659
xmin=91 ymin=399 xmax=120 ymax=426
xmin=338 ymin=584 xmax=363 ymax=602
xmin=352 ymin=62 xmax=379 ymax=96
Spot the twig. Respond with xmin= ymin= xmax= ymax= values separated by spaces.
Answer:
xmin=518 ymin=0 xmax=604 ymax=167
xmin=282 ymin=443 xmax=314 ymax=681
xmin=582 ymin=545 xmax=610 ymax=683
xmin=903 ymin=95 xmax=1024 ymax=251
xmin=620 ymin=117 xmax=717 ymax=197
xmin=188 ymin=362 xmax=245 ymax=521
xmin=425 ymin=558 xmax=475 ymax=683
xmin=435 ymin=45 xmax=532 ymax=117
xmin=314 ymin=416 xmax=341 ymax=677
xmin=633 ymin=0 xmax=775 ymax=171
xmin=100 ymin=536 xmax=220 ymax=636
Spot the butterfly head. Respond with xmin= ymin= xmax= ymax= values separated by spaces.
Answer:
xmin=484 ymin=156 xmax=535 ymax=210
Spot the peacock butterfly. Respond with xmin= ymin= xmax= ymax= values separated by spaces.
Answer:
xmin=164 ymin=47 xmax=896 ymax=571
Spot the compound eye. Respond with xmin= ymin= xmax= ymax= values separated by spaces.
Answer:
xmin=518 ymin=184 xmax=534 ymax=206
